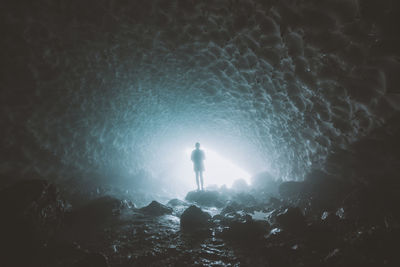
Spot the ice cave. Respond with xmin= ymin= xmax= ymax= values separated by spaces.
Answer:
xmin=1 ymin=0 xmax=400 ymax=266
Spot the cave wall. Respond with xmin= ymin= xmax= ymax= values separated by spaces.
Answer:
xmin=1 ymin=0 xmax=400 ymax=188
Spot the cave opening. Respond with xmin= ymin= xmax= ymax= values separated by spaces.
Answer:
xmin=1 ymin=0 xmax=400 ymax=266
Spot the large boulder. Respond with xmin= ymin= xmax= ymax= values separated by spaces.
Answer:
xmin=139 ymin=201 xmax=172 ymax=216
xmin=180 ymin=205 xmax=211 ymax=231
xmin=0 ymin=179 xmax=66 ymax=267
xmin=185 ymin=190 xmax=226 ymax=207
xmin=44 ymin=244 xmax=109 ymax=267
xmin=220 ymin=201 xmax=243 ymax=215
xmin=0 ymin=179 xmax=65 ymax=219
xmin=66 ymin=196 xmax=124 ymax=226
xmin=221 ymin=215 xmax=270 ymax=243
xmin=276 ymin=207 xmax=306 ymax=233
xmin=75 ymin=252 xmax=109 ymax=267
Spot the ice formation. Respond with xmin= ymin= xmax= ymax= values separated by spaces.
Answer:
xmin=1 ymin=0 xmax=400 ymax=189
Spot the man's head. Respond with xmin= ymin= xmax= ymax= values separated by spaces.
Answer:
xmin=195 ymin=142 xmax=200 ymax=149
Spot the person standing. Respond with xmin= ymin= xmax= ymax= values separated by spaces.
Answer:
xmin=191 ymin=142 xmax=205 ymax=191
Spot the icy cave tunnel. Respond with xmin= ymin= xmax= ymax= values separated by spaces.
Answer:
xmin=1 ymin=0 xmax=400 ymax=266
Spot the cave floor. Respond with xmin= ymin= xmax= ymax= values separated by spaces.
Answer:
xmin=2 ymin=181 xmax=399 ymax=267
xmin=61 ymin=207 xmax=244 ymax=266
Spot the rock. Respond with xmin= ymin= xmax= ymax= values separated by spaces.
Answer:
xmin=185 ymin=190 xmax=225 ymax=207
xmin=45 ymin=244 xmax=109 ymax=267
xmin=303 ymin=170 xmax=352 ymax=213
xmin=221 ymin=216 xmax=269 ymax=243
xmin=0 ymin=179 xmax=65 ymax=231
xmin=276 ymin=207 xmax=306 ymax=233
xmin=180 ymin=205 xmax=211 ymax=231
xmin=0 ymin=179 xmax=64 ymax=217
xmin=139 ymin=201 xmax=172 ymax=216
xmin=324 ymin=248 xmax=341 ymax=264
xmin=67 ymin=196 xmax=124 ymax=226
xmin=0 ymin=179 xmax=66 ymax=267
xmin=76 ymin=252 xmax=108 ymax=267
xmin=121 ymin=199 xmax=136 ymax=209
xmin=268 ymin=197 xmax=283 ymax=208
xmin=304 ymin=221 xmax=337 ymax=251
xmin=167 ymin=198 xmax=188 ymax=207
xmin=221 ymin=201 xmax=242 ymax=215
xmin=321 ymin=211 xmax=341 ymax=225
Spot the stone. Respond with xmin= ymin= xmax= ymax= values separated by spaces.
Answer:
xmin=276 ymin=207 xmax=306 ymax=233
xmin=321 ymin=211 xmax=341 ymax=225
xmin=268 ymin=197 xmax=283 ymax=208
xmin=0 ymin=179 xmax=66 ymax=266
xmin=220 ymin=201 xmax=242 ymax=215
xmin=221 ymin=216 xmax=269 ymax=243
xmin=139 ymin=201 xmax=172 ymax=216
xmin=76 ymin=252 xmax=109 ymax=267
xmin=180 ymin=205 xmax=211 ymax=231
xmin=67 ymin=196 xmax=124 ymax=226
xmin=185 ymin=190 xmax=225 ymax=207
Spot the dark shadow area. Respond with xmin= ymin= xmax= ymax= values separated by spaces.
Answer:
xmin=1 ymin=0 xmax=400 ymax=266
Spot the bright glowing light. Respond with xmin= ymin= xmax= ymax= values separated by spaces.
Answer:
xmin=184 ymin=147 xmax=251 ymax=188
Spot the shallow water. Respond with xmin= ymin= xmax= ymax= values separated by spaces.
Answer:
xmin=66 ymin=206 xmax=242 ymax=266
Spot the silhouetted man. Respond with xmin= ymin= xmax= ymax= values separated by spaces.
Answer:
xmin=191 ymin=142 xmax=205 ymax=191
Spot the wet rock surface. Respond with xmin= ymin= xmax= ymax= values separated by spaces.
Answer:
xmin=185 ymin=190 xmax=227 ymax=208
xmin=0 ymin=178 xmax=400 ymax=266
xmin=180 ymin=205 xmax=211 ymax=232
xmin=139 ymin=201 xmax=173 ymax=216
xmin=221 ymin=215 xmax=269 ymax=244
xmin=276 ymin=207 xmax=306 ymax=233
xmin=0 ymin=180 xmax=66 ymax=267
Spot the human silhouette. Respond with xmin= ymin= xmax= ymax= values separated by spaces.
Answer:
xmin=191 ymin=142 xmax=205 ymax=191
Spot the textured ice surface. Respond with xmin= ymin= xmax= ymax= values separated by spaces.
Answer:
xmin=1 ymin=0 xmax=400 ymax=186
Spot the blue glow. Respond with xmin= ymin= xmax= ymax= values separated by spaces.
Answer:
xmin=184 ymin=147 xmax=251 ymax=188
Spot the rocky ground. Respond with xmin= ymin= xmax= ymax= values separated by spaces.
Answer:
xmin=1 ymin=177 xmax=399 ymax=267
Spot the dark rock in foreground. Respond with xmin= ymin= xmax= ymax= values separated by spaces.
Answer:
xmin=220 ymin=201 xmax=243 ymax=215
xmin=139 ymin=201 xmax=172 ymax=216
xmin=185 ymin=190 xmax=226 ymax=207
xmin=180 ymin=205 xmax=211 ymax=231
xmin=0 ymin=179 xmax=66 ymax=267
xmin=76 ymin=252 xmax=109 ymax=267
xmin=221 ymin=215 xmax=270 ymax=243
xmin=0 ymin=179 xmax=65 ymax=221
xmin=66 ymin=196 xmax=124 ymax=226
xmin=276 ymin=207 xmax=306 ymax=233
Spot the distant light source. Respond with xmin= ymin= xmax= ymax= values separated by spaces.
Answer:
xmin=185 ymin=147 xmax=251 ymax=188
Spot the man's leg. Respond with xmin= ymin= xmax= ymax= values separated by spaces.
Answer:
xmin=200 ymin=171 xmax=204 ymax=191
xmin=195 ymin=171 xmax=200 ymax=191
